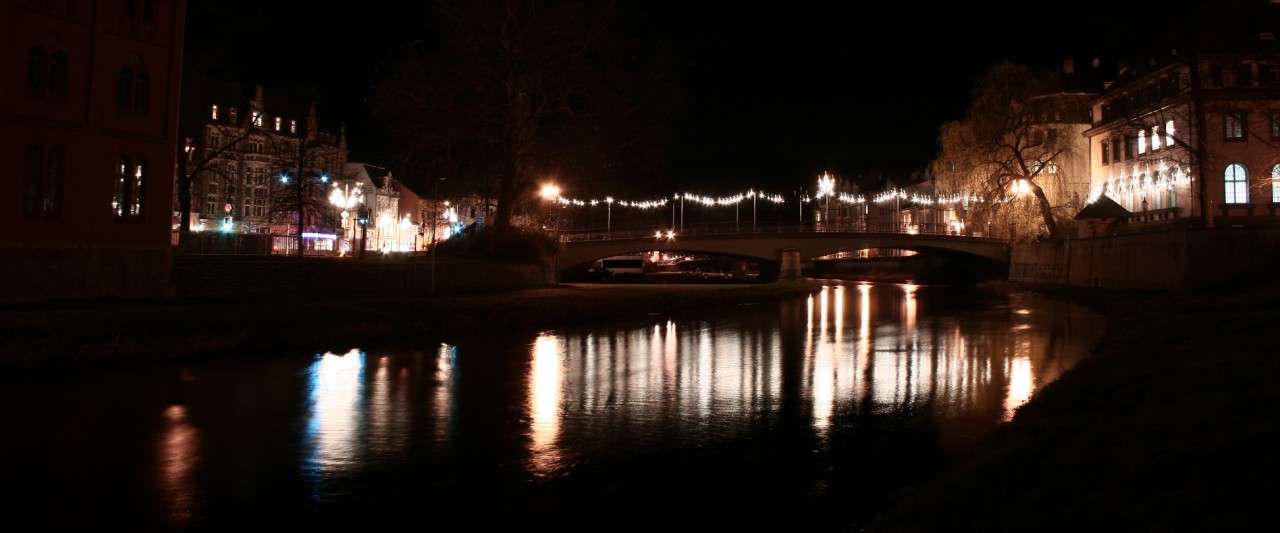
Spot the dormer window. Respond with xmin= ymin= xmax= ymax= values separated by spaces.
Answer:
xmin=274 ymin=117 xmax=282 ymax=131
xmin=252 ymin=112 xmax=263 ymax=127
xmin=211 ymin=104 xmax=219 ymax=120
xmin=289 ymin=120 xmax=297 ymax=134
xmin=229 ymin=108 xmax=238 ymax=123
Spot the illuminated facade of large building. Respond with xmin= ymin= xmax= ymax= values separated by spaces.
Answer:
xmin=182 ymin=84 xmax=348 ymax=254
xmin=1084 ymin=2 xmax=1280 ymax=228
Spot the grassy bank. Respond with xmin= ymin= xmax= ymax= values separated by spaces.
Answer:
xmin=863 ymin=277 xmax=1280 ymax=531
xmin=0 ymin=280 xmax=823 ymax=377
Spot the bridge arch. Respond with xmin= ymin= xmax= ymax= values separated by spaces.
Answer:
xmin=558 ymin=231 xmax=1009 ymax=280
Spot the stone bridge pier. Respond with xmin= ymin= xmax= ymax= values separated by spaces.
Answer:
xmin=778 ymin=248 xmax=803 ymax=279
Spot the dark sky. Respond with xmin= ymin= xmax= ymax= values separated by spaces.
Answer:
xmin=188 ymin=1 xmax=1180 ymax=193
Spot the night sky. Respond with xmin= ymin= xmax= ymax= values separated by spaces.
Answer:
xmin=188 ymin=1 xmax=1184 ymax=193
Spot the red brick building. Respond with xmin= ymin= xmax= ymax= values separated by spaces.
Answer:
xmin=1 ymin=0 xmax=186 ymax=303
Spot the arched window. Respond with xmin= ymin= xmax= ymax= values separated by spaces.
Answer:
xmin=1272 ymin=164 xmax=1280 ymax=203
xmin=133 ymin=72 xmax=149 ymax=116
xmin=113 ymin=156 xmax=146 ymax=219
xmin=43 ymin=147 xmax=64 ymax=218
xmin=1225 ymin=163 xmax=1249 ymax=204
xmin=23 ymin=145 xmax=45 ymax=217
xmin=130 ymin=158 xmax=146 ymax=217
xmin=27 ymin=47 xmax=47 ymax=95
xmin=116 ymin=67 xmax=149 ymax=116
xmin=22 ymin=145 xmax=63 ymax=219
xmin=117 ymin=68 xmax=133 ymax=111
xmin=114 ymin=156 xmax=130 ymax=217
xmin=48 ymin=51 xmax=67 ymax=100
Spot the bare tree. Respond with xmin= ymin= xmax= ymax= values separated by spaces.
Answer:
xmin=371 ymin=0 xmax=684 ymax=241
xmin=176 ymin=96 xmax=264 ymax=233
xmin=932 ymin=62 xmax=1091 ymax=241
xmin=267 ymin=108 xmax=348 ymax=257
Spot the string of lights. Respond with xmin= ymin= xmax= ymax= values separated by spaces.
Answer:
xmin=545 ymin=186 xmax=991 ymax=211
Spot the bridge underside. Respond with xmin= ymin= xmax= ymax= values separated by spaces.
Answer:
xmin=558 ymin=232 xmax=1010 ymax=281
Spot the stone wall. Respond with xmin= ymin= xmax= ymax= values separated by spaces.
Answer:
xmin=1010 ymin=226 xmax=1280 ymax=291
xmin=169 ymin=255 xmax=554 ymax=298
xmin=0 ymin=246 xmax=173 ymax=304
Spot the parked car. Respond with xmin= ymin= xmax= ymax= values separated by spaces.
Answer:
xmin=575 ymin=266 xmax=614 ymax=281
xmin=697 ymin=269 xmax=732 ymax=280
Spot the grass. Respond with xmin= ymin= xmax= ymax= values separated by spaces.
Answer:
xmin=862 ymin=275 xmax=1280 ymax=531
xmin=0 ymin=280 xmax=824 ymax=377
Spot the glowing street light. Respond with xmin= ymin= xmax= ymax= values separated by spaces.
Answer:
xmin=540 ymin=183 xmax=561 ymax=236
xmin=817 ymin=172 xmax=835 ymax=230
xmin=329 ymin=181 xmax=364 ymax=255
xmin=605 ymin=196 xmax=614 ymax=237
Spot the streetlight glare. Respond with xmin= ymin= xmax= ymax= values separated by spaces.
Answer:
xmin=541 ymin=184 xmax=561 ymax=199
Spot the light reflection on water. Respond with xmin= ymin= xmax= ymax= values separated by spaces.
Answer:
xmin=0 ymin=282 xmax=1105 ymax=531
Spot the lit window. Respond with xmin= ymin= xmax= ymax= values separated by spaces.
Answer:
xmin=1150 ymin=126 xmax=1159 ymax=151
xmin=1165 ymin=120 xmax=1175 ymax=147
xmin=131 ymin=158 xmax=146 ymax=217
xmin=1224 ymin=112 xmax=1246 ymax=140
xmin=274 ymin=117 xmax=281 ymax=131
xmin=1224 ymin=163 xmax=1249 ymax=204
xmin=113 ymin=156 xmax=129 ymax=217
xmin=252 ymin=112 xmax=263 ymax=127
xmin=1272 ymin=164 xmax=1280 ymax=203
xmin=211 ymin=104 xmax=219 ymax=120
xmin=290 ymin=120 xmax=297 ymax=133
xmin=1138 ymin=130 xmax=1147 ymax=154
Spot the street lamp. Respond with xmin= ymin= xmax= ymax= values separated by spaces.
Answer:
xmin=795 ymin=188 xmax=809 ymax=226
xmin=817 ymin=172 xmax=835 ymax=231
xmin=329 ymin=181 xmax=364 ymax=256
xmin=540 ymin=184 xmax=560 ymax=236
xmin=605 ymin=196 xmax=613 ymax=237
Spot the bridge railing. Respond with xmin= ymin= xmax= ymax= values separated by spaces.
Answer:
xmin=559 ymin=220 xmax=973 ymax=242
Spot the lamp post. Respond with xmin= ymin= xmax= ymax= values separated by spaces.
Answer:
xmin=818 ymin=172 xmax=835 ymax=231
xmin=540 ymin=184 xmax=560 ymax=236
xmin=605 ymin=196 xmax=613 ymax=237
xmin=751 ymin=189 xmax=757 ymax=231
xmin=672 ymin=193 xmax=678 ymax=230
xmin=796 ymin=188 xmax=808 ymax=226
xmin=680 ymin=194 xmax=685 ymax=232
xmin=432 ymin=176 xmax=446 ymax=295
xmin=328 ymin=180 xmax=363 ymax=256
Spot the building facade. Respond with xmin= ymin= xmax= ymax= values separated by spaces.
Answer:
xmin=1083 ymin=2 xmax=1280 ymax=229
xmin=182 ymin=85 xmax=348 ymax=255
xmin=1 ymin=0 xmax=187 ymax=303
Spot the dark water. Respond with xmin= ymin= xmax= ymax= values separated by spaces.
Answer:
xmin=1 ymin=282 xmax=1105 ymax=531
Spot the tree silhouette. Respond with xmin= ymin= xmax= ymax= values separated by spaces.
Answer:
xmin=371 ymin=0 xmax=684 ymax=243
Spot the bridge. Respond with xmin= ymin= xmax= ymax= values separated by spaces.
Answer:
xmin=557 ymin=224 xmax=1010 ymax=281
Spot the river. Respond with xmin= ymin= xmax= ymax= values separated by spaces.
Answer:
xmin=0 ymin=281 xmax=1106 ymax=531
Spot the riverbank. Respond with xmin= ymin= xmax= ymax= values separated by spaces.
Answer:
xmin=863 ymin=276 xmax=1280 ymax=531
xmin=0 ymin=280 xmax=824 ymax=377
